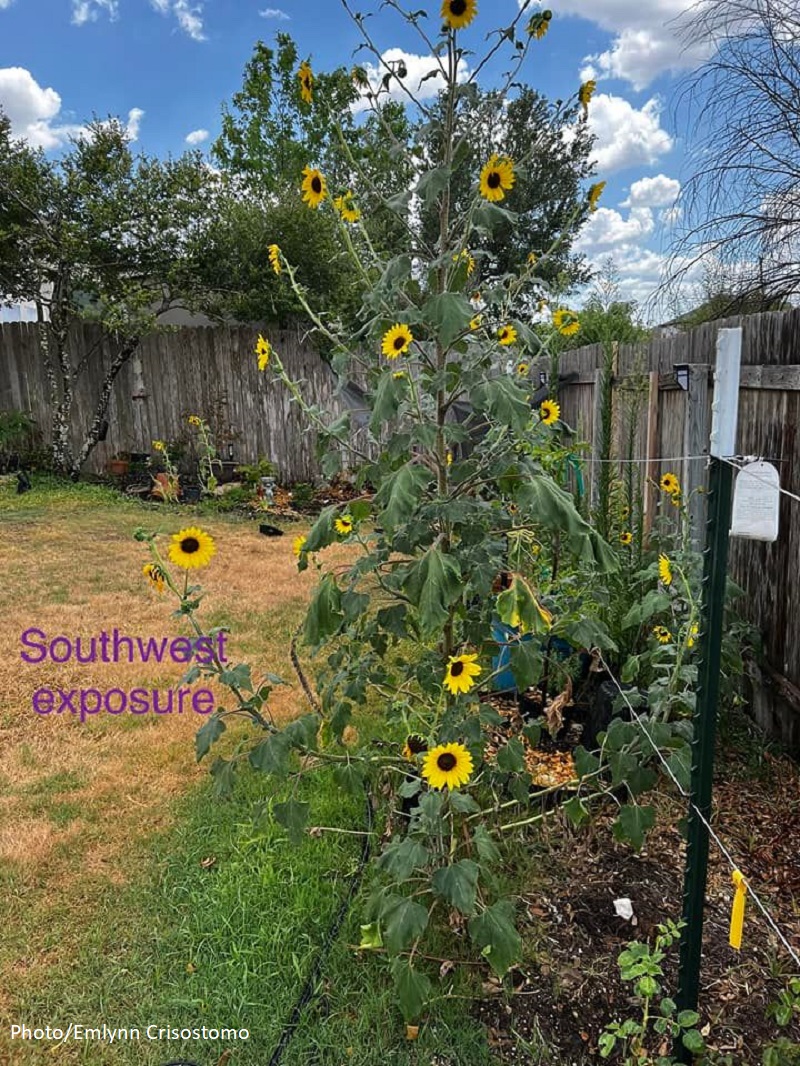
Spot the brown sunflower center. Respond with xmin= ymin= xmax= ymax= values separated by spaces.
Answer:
xmin=311 ymin=176 xmax=322 ymax=194
xmin=450 ymin=661 xmax=465 ymax=677
xmin=437 ymin=752 xmax=458 ymax=771
xmin=393 ymin=334 xmax=406 ymax=349
xmin=487 ymin=171 xmax=501 ymax=188
xmin=181 ymin=537 xmax=200 ymax=554
xmin=449 ymin=0 xmax=467 ymax=14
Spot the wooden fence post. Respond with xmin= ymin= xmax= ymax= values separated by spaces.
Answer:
xmin=643 ymin=370 xmax=660 ymax=543
xmin=683 ymin=364 xmax=711 ymax=548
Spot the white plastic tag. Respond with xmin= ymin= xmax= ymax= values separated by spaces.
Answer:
xmin=730 ymin=461 xmax=780 ymax=542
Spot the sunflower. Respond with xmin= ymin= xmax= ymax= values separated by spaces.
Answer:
xmin=540 ymin=399 xmax=560 ymax=425
xmin=293 ymin=534 xmax=308 ymax=558
xmin=526 ymin=10 xmax=552 ymax=38
xmin=334 ymin=190 xmax=361 ymax=223
xmin=553 ymin=308 xmax=580 ymax=336
xmin=188 ymin=415 xmax=202 ymax=427
xmin=497 ymin=324 xmax=517 ymax=346
xmin=670 ymin=493 xmax=683 ymax=508
xmin=660 ymin=472 xmax=681 ymax=496
xmin=620 ymin=531 xmax=633 ymax=546
xmin=452 ymin=248 xmax=476 ymax=275
xmin=443 ymin=653 xmax=481 ymax=696
xmin=588 ymin=181 xmax=606 ymax=212
xmin=653 ymin=625 xmax=672 ymax=645
xmin=301 ymin=166 xmax=327 ymax=209
xmin=402 ymin=733 xmax=428 ymax=761
xmin=168 ymin=527 xmax=216 ymax=570
xmin=392 ymin=370 xmax=406 ymax=380
xmin=142 ymin=562 xmax=166 ymax=593
xmin=152 ymin=440 xmax=165 ymax=452
xmin=268 ymin=243 xmax=282 ymax=274
xmin=334 ymin=514 xmax=354 ymax=536
xmin=516 ymin=362 xmax=530 ymax=377
xmin=441 ymin=0 xmax=477 ymax=31
xmin=255 ymin=333 xmax=271 ymax=371
xmin=469 ymin=315 xmax=483 ymax=331
xmin=446 ymin=451 xmax=454 ymax=466
xmin=382 ymin=323 xmax=414 ymax=359
xmin=658 ymin=553 xmax=673 ymax=586
xmin=479 ymin=154 xmax=515 ymax=202
xmin=422 ymin=742 xmax=474 ymax=790
xmin=687 ymin=623 xmax=699 ymax=648
xmin=579 ymin=78 xmax=596 ymax=115
xmin=298 ymin=60 xmax=313 ymax=104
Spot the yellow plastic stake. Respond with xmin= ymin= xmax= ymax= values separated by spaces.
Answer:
xmin=729 ymin=870 xmax=748 ymax=950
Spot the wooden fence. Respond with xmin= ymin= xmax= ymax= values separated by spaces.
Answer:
xmin=550 ymin=307 xmax=800 ymax=754
xmin=0 ymin=323 xmax=370 ymax=484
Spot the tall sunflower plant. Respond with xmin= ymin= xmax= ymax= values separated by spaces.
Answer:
xmin=142 ymin=1 xmax=688 ymax=1025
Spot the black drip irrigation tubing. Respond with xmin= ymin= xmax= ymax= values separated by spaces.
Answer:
xmin=266 ymin=626 xmax=374 ymax=1066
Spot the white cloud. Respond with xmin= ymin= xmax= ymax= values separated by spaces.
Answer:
xmin=0 ymin=67 xmax=82 ymax=149
xmin=588 ymin=93 xmax=673 ymax=173
xmin=150 ymin=0 xmax=205 ymax=41
xmin=353 ymin=48 xmax=469 ymax=112
xmin=0 ymin=0 xmax=15 ymax=8
xmin=259 ymin=6 xmax=289 ymax=17
xmin=576 ymin=206 xmax=655 ymax=254
xmin=125 ymin=106 xmax=144 ymax=140
xmin=185 ymin=127 xmax=209 ymax=144
xmin=621 ymin=173 xmax=681 ymax=209
xmin=71 ymin=0 xmax=118 ymax=25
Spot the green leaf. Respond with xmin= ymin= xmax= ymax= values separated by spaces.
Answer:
xmin=680 ymin=1030 xmax=705 ymax=1054
xmin=516 ymin=475 xmax=618 ymax=572
xmin=612 ymin=805 xmax=656 ymax=851
xmin=677 ymin=1011 xmax=701 ymax=1029
xmin=469 ymin=900 xmax=521 ymax=976
xmin=273 ymin=799 xmax=310 ymax=844
xmin=496 ymin=574 xmax=553 ymax=636
xmin=402 ymin=547 xmax=462 ymax=636
xmin=563 ymin=796 xmax=590 ymax=826
xmin=377 ymin=604 xmax=409 ymax=638
xmin=667 ymin=745 xmax=692 ymax=793
xmin=249 ymin=732 xmax=291 ymax=776
xmin=333 ymin=763 xmax=365 ymax=795
xmin=449 ymin=792 xmax=480 ymax=814
xmin=564 ymin=615 xmax=618 ymax=652
xmin=424 ymin=292 xmax=473 ymax=347
xmin=472 ymin=824 xmax=501 ymax=864
xmin=210 ymin=756 xmax=237 ymax=798
xmin=473 ymin=201 xmax=518 ymax=233
xmin=509 ymin=640 xmax=543 ymax=691
xmin=391 ymin=958 xmax=433 ymax=1023
xmin=415 ymin=164 xmax=451 ymax=207
xmin=358 ymin=922 xmax=383 ymax=950
xmin=303 ymin=573 xmax=344 ymax=646
xmin=431 ymin=859 xmax=480 ymax=914
xmin=283 ymin=713 xmax=320 ymax=751
xmin=370 ymin=372 xmax=403 ymax=434
xmin=473 ymin=376 xmax=531 ymax=434
xmin=375 ymin=462 xmax=431 ymax=531
xmin=381 ymin=895 xmax=430 ymax=954
xmin=196 ymin=714 xmax=225 ymax=761
xmin=621 ymin=655 xmax=640 ymax=683
xmin=573 ymin=745 xmax=600 ymax=777
xmin=304 ymin=504 xmax=337 ymax=553
xmin=378 ymin=838 xmax=430 ymax=882
xmin=496 ymin=737 xmax=526 ymax=773
xmin=622 ymin=590 xmax=671 ymax=629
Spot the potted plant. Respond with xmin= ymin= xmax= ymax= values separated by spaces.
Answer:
xmin=109 ymin=452 xmax=130 ymax=477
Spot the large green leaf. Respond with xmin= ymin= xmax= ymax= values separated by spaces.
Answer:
xmin=424 ymin=291 xmax=474 ymax=347
xmin=621 ymin=590 xmax=672 ymax=629
xmin=516 ymin=475 xmax=618 ymax=572
xmin=472 ymin=825 xmax=501 ymax=864
xmin=196 ymin=714 xmax=225 ymax=761
xmin=378 ymin=838 xmax=431 ymax=882
xmin=273 ymin=799 xmax=310 ymax=844
xmin=369 ymin=372 xmax=403 ymax=434
xmin=303 ymin=573 xmax=344 ymax=647
xmin=381 ymin=895 xmax=430 ymax=954
xmin=612 ymin=804 xmax=656 ymax=851
xmin=402 ymin=547 xmax=462 ymax=636
xmin=415 ymin=165 xmax=451 ymax=207
xmin=249 ymin=731 xmax=291 ymax=776
xmin=391 ymin=958 xmax=433 ymax=1023
xmin=303 ymin=504 xmax=337 ymax=553
xmin=473 ymin=376 xmax=531 ymax=434
xmin=375 ymin=462 xmax=431 ymax=531
xmin=432 ymin=859 xmax=480 ymax=914
xmin=496 ymin=575 xmax=553 ymax=636
xmin=469 ymin=900 xmax=521 ymax=976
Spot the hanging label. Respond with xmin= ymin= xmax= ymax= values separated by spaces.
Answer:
xmin=730 ymin=462 xmax=780 ymax=542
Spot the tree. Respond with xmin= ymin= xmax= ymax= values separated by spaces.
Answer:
xmin=0 ymin=112 xmax=216 ymax=478
xmin=562 ymin=260 xmax=650 ymax=350
xmin=669 ymin=0 xmax=800 ymax=305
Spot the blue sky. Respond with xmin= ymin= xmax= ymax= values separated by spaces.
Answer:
xmin=0 ymin=0 xmax=710 ymax=315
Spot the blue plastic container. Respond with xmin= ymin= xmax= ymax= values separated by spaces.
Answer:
xmin=490 ymin=619 xmax=533 ymax=692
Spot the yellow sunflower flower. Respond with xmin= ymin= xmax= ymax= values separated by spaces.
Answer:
xmin=256 ymin=333 xmax=272 ymax=371
xmin=422 ymin=742 xmax=474 ymax=790
xmin=620 ymin=531 xmax=633 ymax=546
xmin=658 ymin=553 xmax=673 ymax=586
xmin=479 ymin=154 xmax=515 ymax=202
xmin=402 ymin=733 xmax=428 ymax=762
xmin=588 ymin=181 xmax=606 ymax=212
xmin=268 ymin=243 xmax=282 ymax=274
xmin=168 ymin=527 xmax=216 ymax=570
xmin=660 ymin=472 xmax=681 ymax=496
xmin=469 ymin=315 xmax=483 ymax=331
xmin=333 ymin=190 xmax=361 ymax=224
xmin=526 ymin=10 xmax=552 ymax=38
xmin=517 ymin=362 xmax=530 ymax=377
xmin=293 ymin=534 xmax=307 ymax=558
xmin=446 ymin=451 xmax=453 ymax=466
xmin=670 ymin=493 xmax=683 ymax=508
xmin=687 ymin=623 xmax=699 ymax=648
xmin=653 ymin=625 xmax=672 ymax=645
xmin=553 ymin=308 xmax=580 ymax=336
xmin=187 ymin=415 xmax=202 ymax=427
xmin=301 ymin=166 xmax=327 ymax=209
xmin=152 ymin=439 xmax=165 ymax=452
xmin=527 ymin=252 xmax=538 ymax=267
xmin=452 ymin=249 xmax=476 ymax=275
xmin=579 ymin=78 xmax=597 ymax=115
xmin=142 ymin=562 xmax=166 ymax=593
xmin=443 ymin=653 xmax=481 ymax=696
xmin=298 ymin=60 xmax=313 ymax=104
xmin=334 ymin=514 xmax=354 ymax=536
xmin=382 ymin=323 xmax=414 ymax=359
xmin=540 ymin=399 xmax=560 ymax=425
xmin=392 ymin=370 xmax=406 ymax=380
xmin=440 ymin=0 xmax=477 ymax=31
xmin=497 ymin=324 xmax=517 ymax=346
